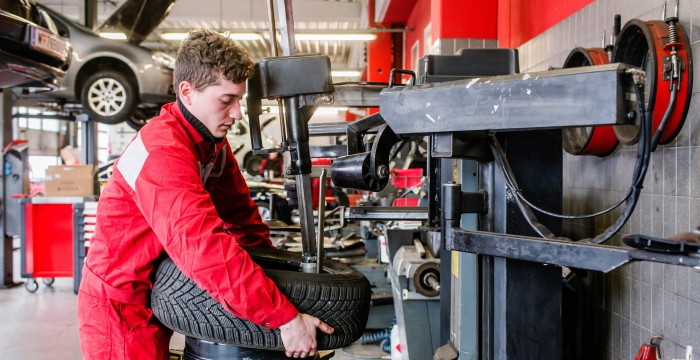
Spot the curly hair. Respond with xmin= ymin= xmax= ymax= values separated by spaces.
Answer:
xmin=173 ymin=29 xmax=255 ymax=95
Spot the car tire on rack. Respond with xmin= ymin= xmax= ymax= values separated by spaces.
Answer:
xmin=151 ymin=246 xmax=371 ymax=351
xmin=80 ymin=70 xmax=137 ymax=125
xmin=244 ymin=154 xmax=265 ymax=175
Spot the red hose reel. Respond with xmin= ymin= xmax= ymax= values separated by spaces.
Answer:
xmin=562 ymin=47 xmax=619 ymax=156
xmin=563 ymin=18 xmax=692 ymax=156
xmin=612 ymin=19 xmax=693 ymax=146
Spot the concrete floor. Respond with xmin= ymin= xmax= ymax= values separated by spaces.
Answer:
xmin=0 ymin=248 xmax=387 ymax=359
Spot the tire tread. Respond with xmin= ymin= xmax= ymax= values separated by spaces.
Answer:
xmin=152 ymin=254 xmax=370 ymax=351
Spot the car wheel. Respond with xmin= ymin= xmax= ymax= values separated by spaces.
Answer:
xmin=80 ymin=70 xmax=137 ymax=125
xmin=244 ymin=154 xmax=265 ymax=175
xmin=256 ymin=200 xmax=272 ymax=220
xmin=151 ymin=247 xmax=371 ymax=351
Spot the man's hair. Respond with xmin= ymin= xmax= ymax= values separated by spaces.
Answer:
xmin=173 ymin=29 xmax=255 ymax=95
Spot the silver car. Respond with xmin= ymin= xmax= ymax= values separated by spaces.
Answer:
xmin=18 ymin=0 xmax=175 ymax=127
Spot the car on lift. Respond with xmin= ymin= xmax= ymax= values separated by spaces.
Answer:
xmin=0 ymin=0 xmax=71 ymax=89
xmin=15 ymin=0 xmax=176 ymax=128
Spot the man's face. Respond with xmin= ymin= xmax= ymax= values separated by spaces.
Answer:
xmin=178 ymin=71 xmax=246 ymax=138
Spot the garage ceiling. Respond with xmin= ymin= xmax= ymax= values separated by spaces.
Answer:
xmin=38 ymin=0 xmax=368 ymax=77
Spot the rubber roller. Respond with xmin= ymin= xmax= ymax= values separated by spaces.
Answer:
xmin=330 ymin=152 xmax=389 ymax=192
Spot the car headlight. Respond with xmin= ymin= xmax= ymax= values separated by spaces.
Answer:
xmin=152 ymin=52 xmax=175 ymax=70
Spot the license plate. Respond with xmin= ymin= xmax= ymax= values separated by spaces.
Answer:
xmin=29 ymin=25 xmax=67 ymax=61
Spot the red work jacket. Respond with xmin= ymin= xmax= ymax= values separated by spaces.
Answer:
xmin=81 ymin=102 xmax=298 ymax=329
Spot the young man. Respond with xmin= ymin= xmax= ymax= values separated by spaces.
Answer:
xmin=77 ymin=29 xmax=332 ymax=359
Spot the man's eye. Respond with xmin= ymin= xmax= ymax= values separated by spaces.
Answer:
xmin=221 ymin=100 xmax=231 ymax=105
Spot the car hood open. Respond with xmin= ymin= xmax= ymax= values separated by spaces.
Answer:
xmin=97 ymin=0 xmax=176 ymax=45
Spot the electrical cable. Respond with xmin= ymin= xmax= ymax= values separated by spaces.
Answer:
xmin=489 ymin=79 xmax=652 ymax=244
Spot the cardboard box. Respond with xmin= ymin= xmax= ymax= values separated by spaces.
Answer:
xmin=44 ymin=165 xmax=95 ymax=197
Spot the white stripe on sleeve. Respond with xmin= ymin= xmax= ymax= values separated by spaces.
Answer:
xmin=116 ymin=132 xmax=150 ymax=191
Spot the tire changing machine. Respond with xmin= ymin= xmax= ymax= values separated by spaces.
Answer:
xmin=184 ymin=0 xmax=700 ymax=359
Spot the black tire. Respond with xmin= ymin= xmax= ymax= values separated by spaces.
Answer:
xmin=151 ymin=247 xmax=371 ymax=351
xmin=126 ymin=106 xmax=161 ymax=131
xmin=42 ymin=277 xmax=54 ymax=286
xmin=244 ymin=154 xmax=265 ymax=175
xmin=80 ymin=70 xmax=138 ymax=124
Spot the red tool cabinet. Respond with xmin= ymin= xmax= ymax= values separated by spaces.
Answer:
xmin=20 ymin=197 xmax=94 ymax=293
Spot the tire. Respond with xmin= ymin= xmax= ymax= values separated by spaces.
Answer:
xmin=80 ymin=70 xmax=138 ymax=125
xmin=126 ymin=106 xmax=161 ymax=131
xmin=244 ymin=154 xmax=265 ymax=175
xmin=151 ymin=247 xmax=371 ymax=351
xmin=255 ymin=200 xmax=272 ymax=220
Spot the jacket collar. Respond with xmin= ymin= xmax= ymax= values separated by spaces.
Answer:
xmin=175 ymin=98 xmax=224 ymax=144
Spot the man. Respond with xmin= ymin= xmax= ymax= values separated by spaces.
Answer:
xmin=77 ymin=29 xmax=333 ymax=359
xmin=259 ymin=151 xmax=284 ymax=178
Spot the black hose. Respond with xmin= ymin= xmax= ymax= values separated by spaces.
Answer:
xmin=489 ymin=84 xmax=652 ymax=244
xmin=590 ymin=84 xmax=651 ymax=244
xmin=489 ymin=138 xmax=561 ymax=240
xmin=650 ymin=85 xmax=678 ymax=152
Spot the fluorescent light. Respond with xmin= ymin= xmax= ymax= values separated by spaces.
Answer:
xmin=100 ymin=32 xmax=127 ymax=40
xmin=295 ymin=34 xmax=377 ymax=41
xmin=161 ymin=32 xmax=262 ymax=41
xmin=226 ymin=33 xmax=263 ymax=40
xmin=332 ymin=71 xmax=362 ymax=77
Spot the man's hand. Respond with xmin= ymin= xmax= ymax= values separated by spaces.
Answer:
xmin=279 ymin=313 xmax=334 ymax=358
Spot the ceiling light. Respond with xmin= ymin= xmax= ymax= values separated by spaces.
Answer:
xmin=100 ymin=32 xmax=127 ymax=40
xmin=161 ymin=32 xmax=262 ymax=41
xmin=295 ymin=34 xmax=377 ymax=41
xmin=332 ymin=71 xmax=362 ymax=77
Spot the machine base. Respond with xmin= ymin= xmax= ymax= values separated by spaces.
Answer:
xmin=181 ymin=337 xmax=334 ymax=360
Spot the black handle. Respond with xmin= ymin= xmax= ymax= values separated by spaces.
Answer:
xmin=246 ymin=97 xmax=264 ymax=151
xmin=388 ymin=69 xmax=416 ymax=88
xmin=614 ymin=14 xmax=621 ymax=36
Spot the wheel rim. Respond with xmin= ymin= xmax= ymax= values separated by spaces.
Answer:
xmin=258 ymin=206 xmax=271 ymax=220
xmin=87 ymin=78 xmax=127 ymax=117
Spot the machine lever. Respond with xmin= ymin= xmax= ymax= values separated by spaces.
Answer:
xmin=316 ymin=169 xmax=327 ymax=273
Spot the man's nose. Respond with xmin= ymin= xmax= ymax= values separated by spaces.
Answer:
xmin=229 ymin=105 xmax=242 ymax=120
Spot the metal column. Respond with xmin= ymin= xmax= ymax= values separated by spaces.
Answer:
xmin=78 ymin=114 xmax=98 ymax=166
xmin=490 ymin=131 xmax=563 ymax=359
xmin=447 ymin=160 xmax=481 ymax=359
xmin=274 ymin=0 xmax=318 ymax=272
xmin=0 ymin=90 xmax=20 ymax=288
xmin=84 ymin=0 xmax=97 ymax=30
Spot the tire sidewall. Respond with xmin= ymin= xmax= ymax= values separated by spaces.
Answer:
xmin=80 ymin=70 xmax=138 ymax=125
xmin=244 ymin=154 xmax=264 ymax=174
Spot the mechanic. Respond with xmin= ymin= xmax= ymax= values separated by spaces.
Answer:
xmin=77 ymin=29 xmax=333 ymax=359
xmin=260 ymin=151 xmax=284 ymax=178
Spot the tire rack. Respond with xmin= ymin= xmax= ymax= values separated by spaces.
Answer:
xmin=72 ymin=201 xmax=97 ymax=294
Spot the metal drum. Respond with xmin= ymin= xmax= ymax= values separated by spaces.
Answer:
xmin=562 ymin=47 xmax=619 ymax=157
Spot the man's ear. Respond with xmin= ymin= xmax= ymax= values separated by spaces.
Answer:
xmin=178 ymin=81 xmax=194 ymax=105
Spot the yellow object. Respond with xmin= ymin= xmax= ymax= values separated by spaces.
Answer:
xmin=452 ymin=251 xmax=459 ymax=278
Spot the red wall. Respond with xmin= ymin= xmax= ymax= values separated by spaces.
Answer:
xmin=432 ymin=0 xmax=497 ymax=40
xmin=404 ymin=0 xmax=431 ymax=71
xmin=404 ymin=0 xmax=498 ymax=72
xmin=497 ymin=0 xmax=593 ymax=48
